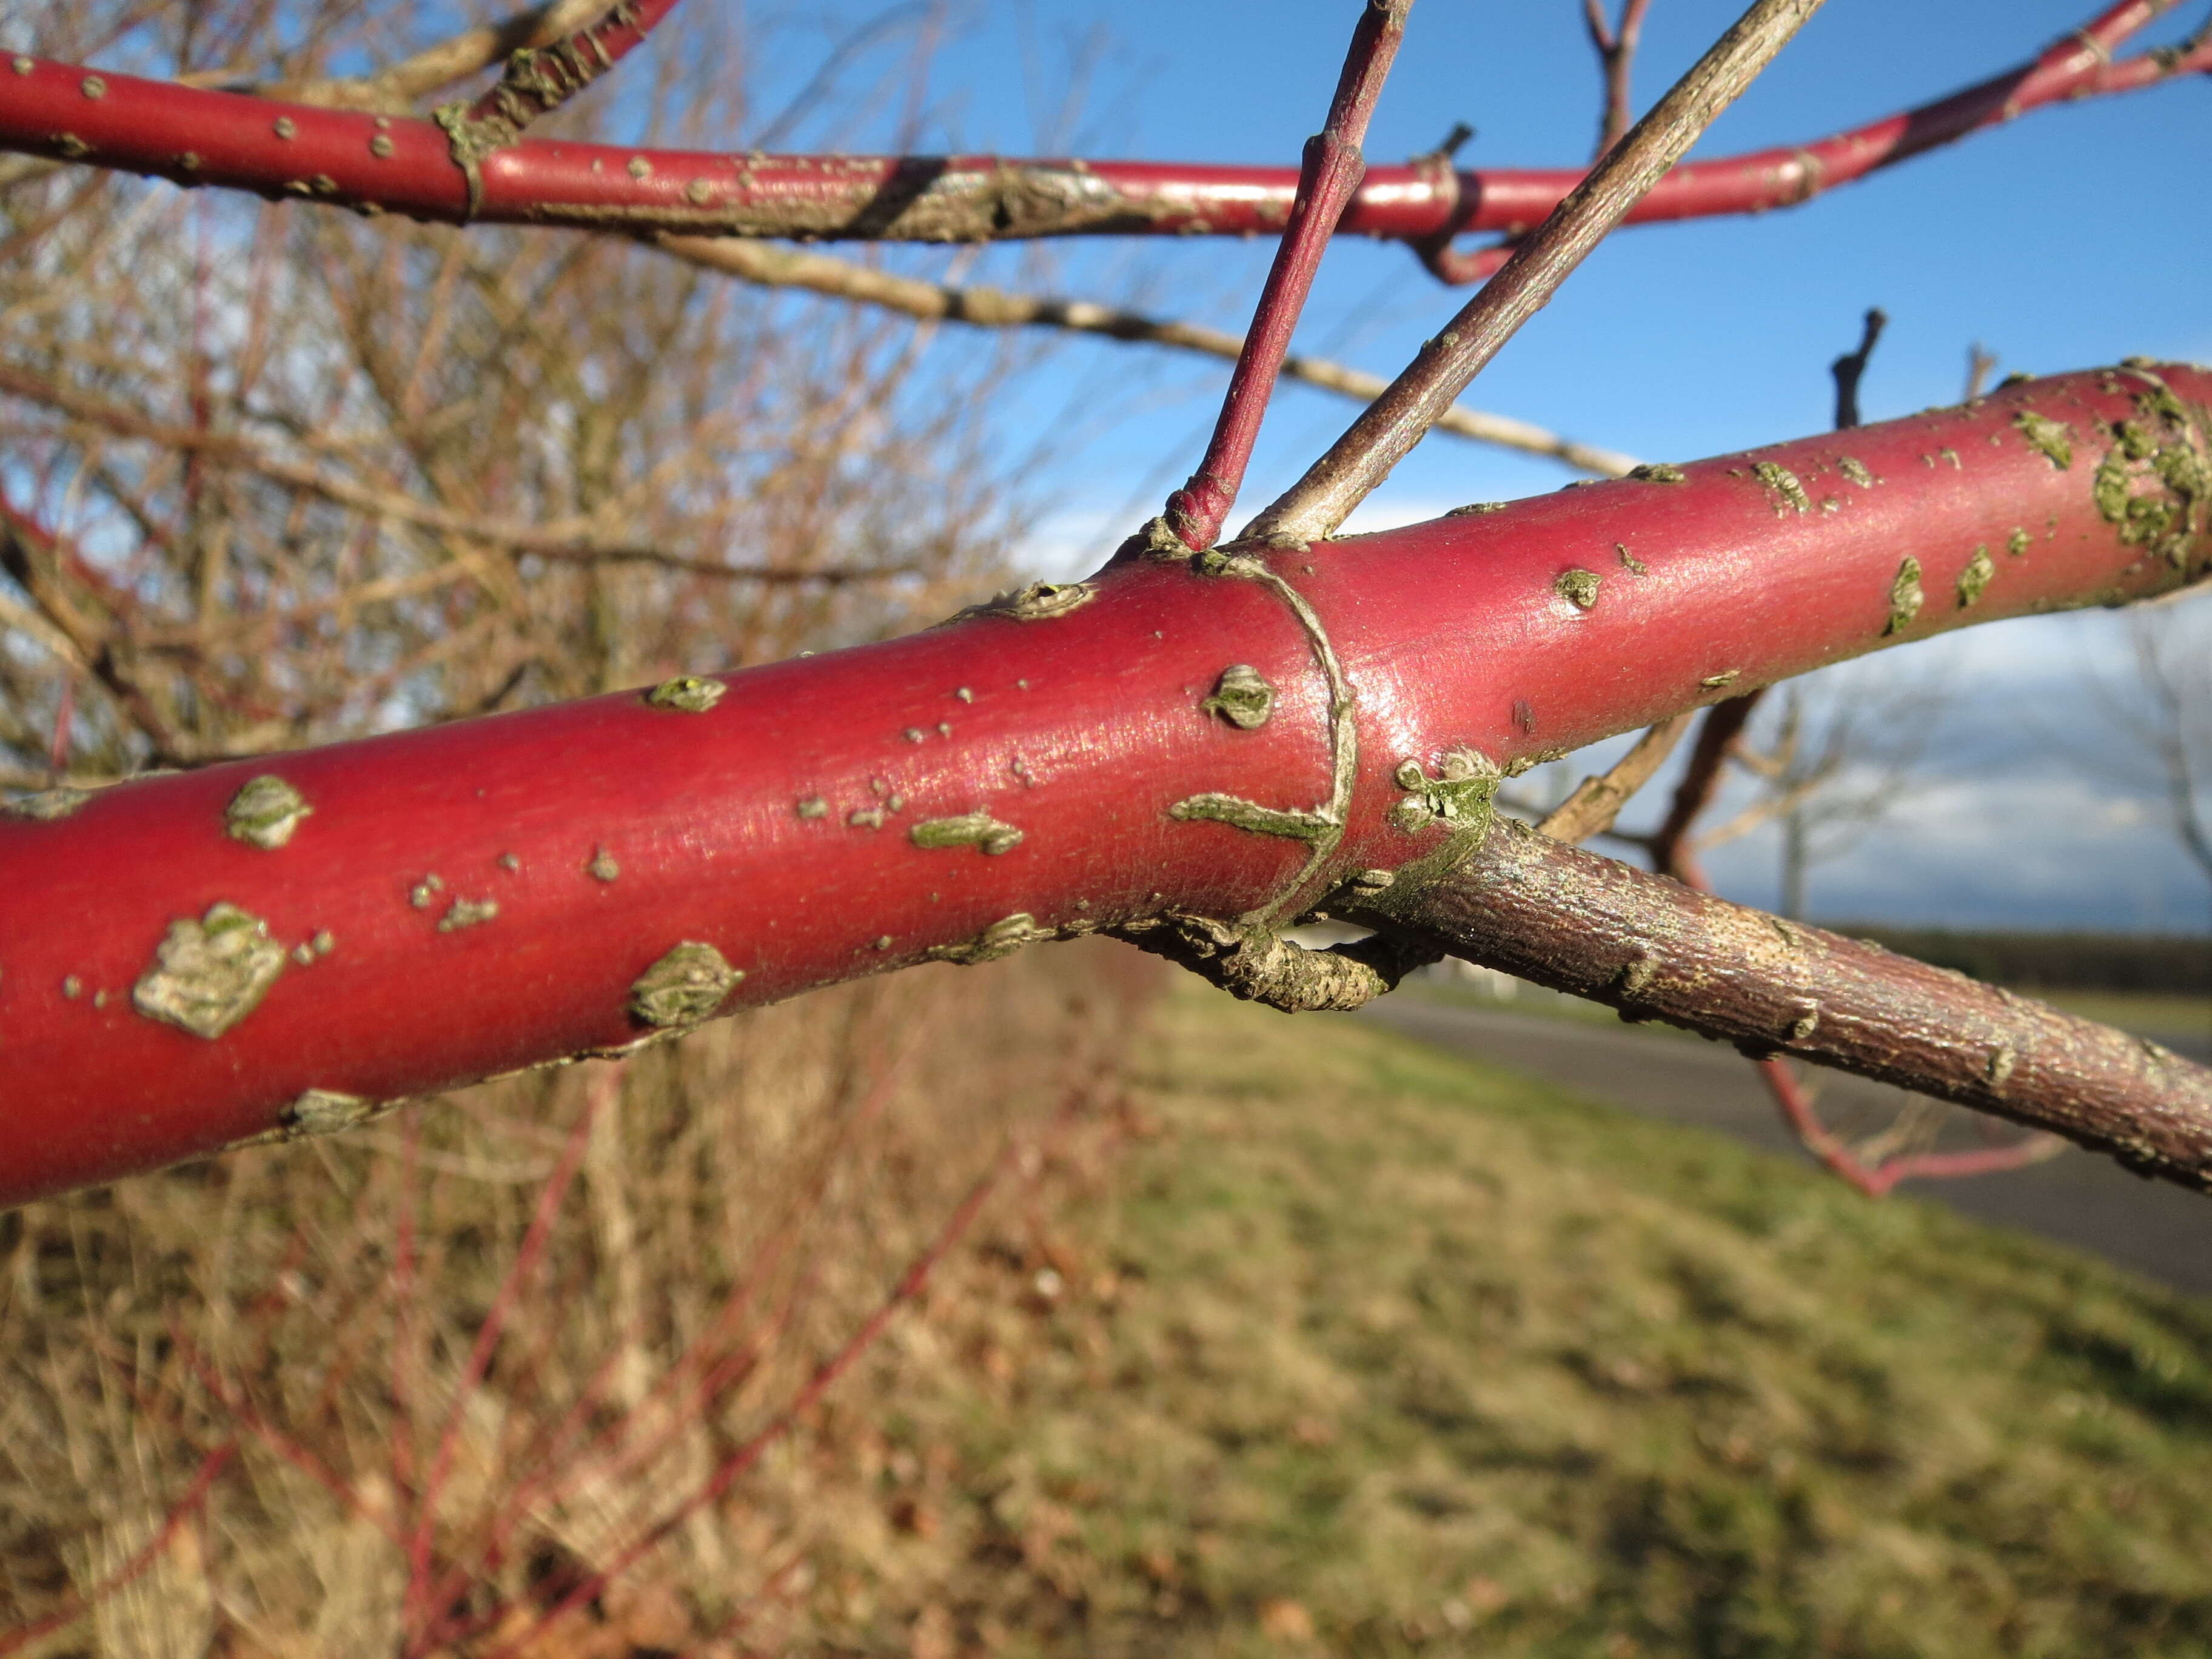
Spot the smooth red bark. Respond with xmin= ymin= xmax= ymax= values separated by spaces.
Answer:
xmin=3 ymin=2 xmax=2200 ymax=255
xmin=3 ymin=363 xmax=2206 ymax=1204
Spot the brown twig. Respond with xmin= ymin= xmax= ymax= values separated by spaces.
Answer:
xmin=1359 ymin=817 xmax=2212 ymax=1193
xmin=1965 ymin=340 xmax=2000 ymax=400
xmin=1250 ymin=0 xmax=1828 ymax=543
xmin=1645 ymin=691 xmax=1765 ymax=885
xmin=1582 ymin=0 xmax=1656 ymax=156
xmin=1829 ymin=305 xmax=1886 ymax=429
xmin=1535 ymin=711 xmax=1695 ymax=844
xmin=1163 ymin=0 xmax=1415 ymax=549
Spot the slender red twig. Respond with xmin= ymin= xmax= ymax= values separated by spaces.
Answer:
xmin=1582 ymin=0 xmax=1655 ymax=157
xmin=1 ymin=4 xmax=2200 ymax=260
xmin=1253 ymin=0 xmax=1828 ymax=543
xmin=0 ymin=1445 xmax=236 ymax=1659
xmin=1754 ymin=1054 xmax=2063 ymax=1196
xmin=1162 ymin=0 xmax=1412 ymax=551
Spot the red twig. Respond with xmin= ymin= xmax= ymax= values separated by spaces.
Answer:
xmin=1582 ymin=0 xmax=1655 ymax=157
xmin=1753 ymin=1056 xmax=2062 ymax=1196
xmin=1647 ymin=692 xmax=1765 ymax=886
xmin=2 ymin=5 xmax=2200 ymax=260
xmin=1162 ymin=0 xmax=1412 ymax=551
xmin=0 ymin=1444 xmax=235 ymax=1658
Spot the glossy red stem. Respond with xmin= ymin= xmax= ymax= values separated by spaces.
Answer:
xmin=3 ymin=364 xmax=2206 ymax=1205
xmin=2 ymin=3 xmax=2199 ymax=255
xmin=1166 ymin=0 xmax=1410 ymax=549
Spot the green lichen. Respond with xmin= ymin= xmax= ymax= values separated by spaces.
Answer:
xmin=1168 ymin=794 xmax=1331 ymax=843
xmin=628 ymin=940 xmax=741 ymax=1028
xmin=1838 ymin=456 xmax=1874 ymax=488
xmin=587 ymin=846 xmax=620 ymax=882
xmin=953 ymin=579 xmax=1096 ymax=623
xmin=437 ymin=896 xmax=499 ymax=933
xmin=795 ymin=796 xmax=828 ymax=819
xmin=1701 ymin=670 xmax=1742 ymax=689
xmin=1446 ymin=501 xmax=1509 ymax=516
xmin=645 ymin=675 xmax=726 ymax=713
xmin=2006 ymin=528 xmax=2030 ymax=557
xmin=132 ymin=901 xmax=286 ymax=1040
xmin=1957 ymin=546 xmax=1995 ymax=609
xmin=928 ymin=913 xmax=1050 ymax=965
xmin=1616 ymin=543 xmax=1648 ymax=575
xmin=1752 ymin=461 xmax=1810 ymax=514
xmin=1554 ymin=568 xmax=1601 ymax=611
xmin=2089 ymin=387 xmax=2211 ymax=569
xmin=224 ymin=774 xmax=312 ymax=850
xmin=1200 ymin=665 xmax=1276 ymax=730
xmin=1626 ymin=463 xmax=1686 ymax=483
xmin=4 ymin=786 xmax=91 ymax=822
xmin=1885 ymin=557 xmax=1925 ymax=636
xmin=2014 ymin=411 xmax=2074 ymax=470
xmin=1389 ymin=749 xmax=1500 ymax=834
xmin=910 ymin=812 xmax=1025 ymax=855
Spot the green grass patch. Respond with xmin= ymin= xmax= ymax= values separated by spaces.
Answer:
xmin=926 ymin=980 xmax=2212 ymax=1657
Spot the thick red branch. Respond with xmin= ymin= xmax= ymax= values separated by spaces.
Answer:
xmin=2 ymin=363 xmax=2207 ymax=1204
xmin=2 ymin=2 xmax=2200 ymax=252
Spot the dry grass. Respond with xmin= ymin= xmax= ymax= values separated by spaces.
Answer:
xmin=0 ymin=940 xmax=1161 ymax=1656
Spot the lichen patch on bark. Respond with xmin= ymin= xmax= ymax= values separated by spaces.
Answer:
xmin=132 ymin=902 xmax=287 ymax=1040
xmin=224 ymin=774 xmax=312 ymax=850
xmin=628 ymin=941 xmax=741 ymax=1028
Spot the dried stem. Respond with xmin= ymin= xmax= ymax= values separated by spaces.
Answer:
xmin=1829 ymin=306 xmax=1887 ymax=430
xmin=656 ymin=236 xmax=1638 ymax=474
xmin=1248 ymin=0 xmax=1827 ymax=543
xmin=1163 ymin=0 xmax=1413 ymax=550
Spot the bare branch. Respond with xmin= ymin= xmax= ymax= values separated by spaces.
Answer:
xmin=1358 ymin=817 xmax=2212 ymax=1195
xmin=1248 ymin=0 xmax=1826 ymax=543
xmin=1162 ymin=0 xmax=1413 ymax=551
xmin=1535 ymin=711 xmax=1694 ymax=843
xmin=654 ymin=236 xmax=1639 ymax=474
xmin=1829 ymin=306 xmax=1886 ymax=429
xmin=1582 ymin=0 xmax=1655 ymax=158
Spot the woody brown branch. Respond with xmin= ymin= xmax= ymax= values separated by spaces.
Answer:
xmin=1358 ymin=817 xmax=2212 ymax=1195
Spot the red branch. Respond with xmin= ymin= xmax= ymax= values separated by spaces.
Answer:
xmin=1165 ymin=0 xmax=1411 ymax=550
xmin=2 ymin=363 xmax=2207 ymax=1203
xmin=1752 ymin=1055 xmax=2062 ymax=1196
xmin=1 ymin=3 xmax=2202 ymax=263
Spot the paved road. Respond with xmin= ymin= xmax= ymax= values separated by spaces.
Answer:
xmin=1360 ymin=996 xmax=2212 ymax=1299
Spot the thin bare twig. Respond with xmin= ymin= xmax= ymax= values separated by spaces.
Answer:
xmin=1829 ymin=306 xmax=1886 ymax=429
xmin=1250 ymin=0 xmax=1827 ymax=543
xmin=1582 ymin=0 xmax=1655 ymax=156
xmin=1164 ymin=0 xmax=1414 ymax=550
xmin=1535 ymin=711 xmax=1694 ymax=843
xmin=243 ymin=0 xmax=611 ymax=111
xmin=655 ymin=236 xmax=1639 ymax=474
